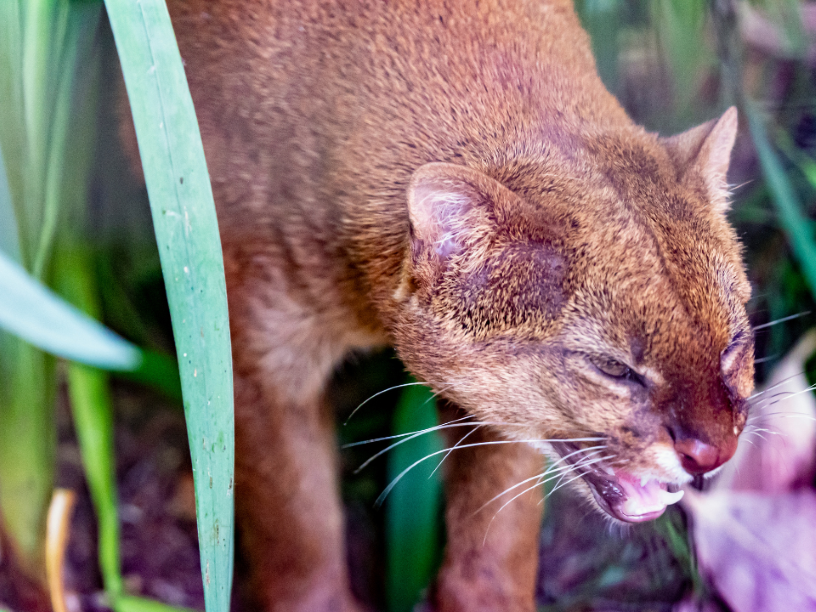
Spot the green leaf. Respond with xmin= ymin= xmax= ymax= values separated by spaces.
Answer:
xmin=0 ymin=338 xmax=55 ymax=577
xmin=0 ymin=249 xmax=141 ymax=370
xmin=116 ymin=595 xmax=197 ymax=612
xmin=103 ymin=1 xmax=235 ymax=610
xmin=653 ymin=0 xmax=710 ymax=123
xmin=386 ymin=383 xmax=444 ymax=612
xmin=0 ymin=143 xmax=21 ymax=262
xmin=575 ymin=0 xmax=622 ymax=94
xmin=55 ymin=245 xmax=124 ymax=601
xmin=776 ymin=130 xmax=816 ymax=190
xmin=0 ymin=0 xmax=101 ymax=579
xmin=744 ymin=102 xmax=816 ymax=301
xmin=119 ymin=348 xmax=183 ymax=403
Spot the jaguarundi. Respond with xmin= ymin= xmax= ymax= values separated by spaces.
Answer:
xmin=122 ymin=1 xmax=754 ymax=610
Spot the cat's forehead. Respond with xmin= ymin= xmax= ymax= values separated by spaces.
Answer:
xmin=559 ymin=199 xmax=748 ymax=362
xmin=487 ymin=140 xmax=749 ymax=350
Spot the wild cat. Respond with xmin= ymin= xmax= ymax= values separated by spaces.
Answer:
xmin=122 ymin=1 xmax=754 ymax=610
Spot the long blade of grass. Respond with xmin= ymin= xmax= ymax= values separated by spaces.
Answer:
xmin=55 ymin=246 xmax=123 ymax=603
xmin=0 ymin=143 xmax=21 ymax=262
xmin=744 ymin=102 xmax=816 ymax=300
xmin=0 ymin=1 xmax=25 ymax=265
xmin=57 ymin=246 xmax=190 ymax=612
xmin=31 ymin=6 xmax=84 ymax=279
xmin=386 ymin=383 xmax=444 ymax=612
xmin=116 ymin=595 xmax=197 ymax=612
xmin=0 ymin=249 xmax=141 ymax=370
xmin=103 ymin=2 xmax=235 ymax=610
xmin=776 ymin=131 xmax=816 ymax=190
xmin=0 ymin=337 xmax=55 ymax=578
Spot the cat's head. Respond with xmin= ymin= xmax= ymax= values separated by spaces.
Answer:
xmin=394 ymin=108 xmax=753 ymax=523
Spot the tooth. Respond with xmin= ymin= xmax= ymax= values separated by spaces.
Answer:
xmin=622 ymin=498 xmax=662 ymax=516
xmin=659 ymin=489 xmax=685 ymax=506
xmin=602 ymin=465 xmax=615 ymax=476
xmin=640 ymin=476 xmax=649 ymax=488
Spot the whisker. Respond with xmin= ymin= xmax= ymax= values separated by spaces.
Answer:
xmin=428 ymin=384 xmax=455 ymax=403
xmin=352 ymin=427 xmax=605 ymax=474
xmin=748 ymin=411 xmax=816 ymax=423
xmin=374 ymin=438 xmax=593 ymax=506
xmin=474 ymin=446 xmax=608 ymax=516
xmin=749 ymin=387 xmax=814 ymax=411
xmin=344 ymin=381 xmax=458 ymax=424
xmin=743 ymin=426 xmax=786 ymax=437
xmin=480 ymin=454 xmax=611 ymax=544
xmin=539 ymin=445 xmax=608 ymax=481
xmin=544 ymin=456 xmax=624 ymax=507
xmin=545 ymin=454 xmax=625 ymax=501
xmin=430 ymin=424 xmax=483 ymax=477
xmin=344 ymin=382 xmax=429 ymax=424
xmin=351 ymin=416 xmax=480 ymax=473
xmin=747 ymin=370 xmax=809 ymax=401
xmin=749 ymin=384 xmax=816 ymax=415
xmin=748 ymin=383 xmax=816 ymax=413
xmin=751 ymin=311 xmax=811 ymax=331
xmin=343 ymin=414 xmax=474 ymax=449
xmin=550 ymin=456 xmax=610 ymax=495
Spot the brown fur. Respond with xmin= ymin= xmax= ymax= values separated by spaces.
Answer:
xmin=122 ymin=1 xmax=754 ymax=610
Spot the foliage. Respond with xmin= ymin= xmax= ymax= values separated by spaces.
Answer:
xmin=103 ymin=1 xmax=235 ymax=610
xmin=385 ymin=383 xmax=444 ymax=612
xmin=0 ymin=0 xmax=102 ymax=579
xmin=1 ymin=1 xmax=231 ymax=611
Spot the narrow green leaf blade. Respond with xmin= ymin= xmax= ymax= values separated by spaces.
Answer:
xmin=386 ymin=383 xmax=444 ymax=612
xmin=67 ymin=363 xmax=122 ymax=594
xmin=0 ymin=143 xmax=21 ymax=262
xmin=116 ymin=595 xmax=197 ymax=612
xmin=745 ymin=102 xmax=816 ymax=300
xmin=55 ymin=246 xmax=123 ymax=601
xmin=103 ymin=2 xmax=235 ymax=610
xmin=118 ymin=348 xmax=183 ymax=403
xmin=0 ymin=249 xmax=141 ymax=370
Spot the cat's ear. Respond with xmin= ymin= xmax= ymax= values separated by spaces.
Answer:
xmin=407 ymin=162 xmax=512 ymax=262
xmin=661 ymin=107 xmax=738 ymax=213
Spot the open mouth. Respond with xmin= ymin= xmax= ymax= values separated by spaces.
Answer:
xmin=551 ymin=442 xmax=685 ymax=523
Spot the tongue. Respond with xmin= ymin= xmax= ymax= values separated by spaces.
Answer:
xmin=616 ymin=472 xmax=684 ymax=519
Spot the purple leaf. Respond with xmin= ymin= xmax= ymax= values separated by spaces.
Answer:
xmin=684 ymin=489 xmax=816 ymax=612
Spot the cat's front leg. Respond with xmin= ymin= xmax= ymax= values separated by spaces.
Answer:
xmin=433 ymin=403 xmax=544 ymax=612
xmin=225 ymin=246 xmax=363 ymax=612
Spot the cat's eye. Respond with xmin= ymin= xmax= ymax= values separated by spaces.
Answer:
xmin=590 ymin=356 xmax=643 ymax=384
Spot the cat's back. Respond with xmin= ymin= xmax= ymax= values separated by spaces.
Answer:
xmin=162 ymin=0 xmax=633 ymax=325
xmin=168 ymin=0 xmax=626 ymax=198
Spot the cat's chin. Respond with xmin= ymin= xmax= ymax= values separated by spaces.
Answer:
xmin=551 ymin=442 xmax=685 ymax=524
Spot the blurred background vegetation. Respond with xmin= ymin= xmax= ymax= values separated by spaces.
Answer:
xmin=2 ymin=0 xmax=816 ymax=611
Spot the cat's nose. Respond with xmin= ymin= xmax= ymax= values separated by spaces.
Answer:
xmin=673 ymin=435 xmax=737 ymax=475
